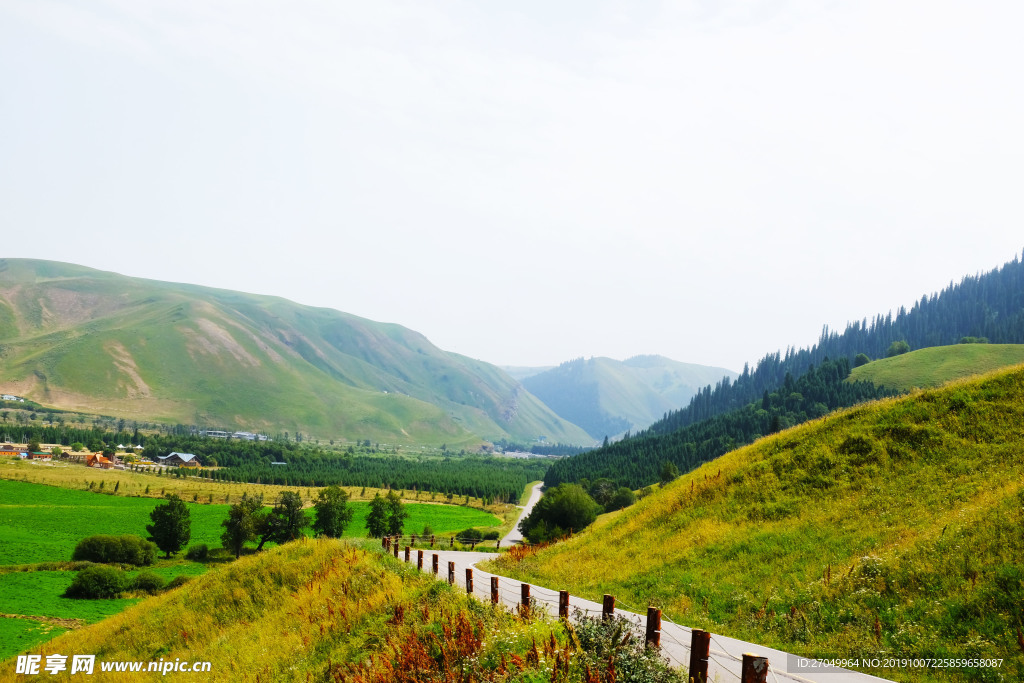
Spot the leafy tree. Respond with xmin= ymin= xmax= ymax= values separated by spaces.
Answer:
xmin=518 ymin=484 xmax=601 ymax=543
xmin=854 ymin=353 xmax=871 ymax=367
xmin=886 ymin=340 xmax=911 ymax=357
xmin=608 ymin=486 xmax=636 ymax=510
xmin=659 ymin=461 xmax=679 ymax=485
xmin=221 ymin=494 xmax=265 ymax=558
xmin=146 ymin=494 xmax=191 ymax=558
xmin=385 ymin=490 xmax=407 ymax=536
xmin=259 ymin=491 xmax=308 ymax=548
xmin=312 ymin=485 xmax=354 ymax=538
xmin=27 ymin=440 xmax=40 ymax=453
xmin=365 ymin=493 xmax=388 ymax=538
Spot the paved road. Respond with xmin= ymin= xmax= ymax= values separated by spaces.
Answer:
xmin=398 ymin=547 xmax=894 ymax=683
xmin=500 ymin=481 xmax=544 ymax=546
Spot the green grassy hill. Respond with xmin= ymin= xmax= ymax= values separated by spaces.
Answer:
xmin=488 ymin=366 xmax=1024 ymax=681
xmin=0 ymin=539 xmax=667 ymax=681
xmin=849 ymin=343 xmax=1024 ymax=391
xmin=522 ymin=355 xmax=737 ymax=439
xmin=0 ymin=259 xmax=590 ymax=446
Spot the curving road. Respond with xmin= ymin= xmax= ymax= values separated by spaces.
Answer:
xmin=500 ymin=481 xmax=543 ymax=546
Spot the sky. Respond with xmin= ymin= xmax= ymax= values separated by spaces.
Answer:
xmin=2 ymin=1 xmax=1022 ymax=373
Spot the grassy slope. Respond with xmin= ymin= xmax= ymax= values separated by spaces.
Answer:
xmin=849 ymin=344 xmax=1024 ymax=391
xmin=0 ymin=258 xmax=590 ymax=445
xmin=488 ymin=365 xmax=1024 ymax=681
xmin=0 ymin=540 xmax=570 ymax=681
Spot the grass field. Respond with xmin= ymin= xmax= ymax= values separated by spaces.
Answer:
xmin=0 ymin=478 xmax=503 ymax=566
xmin=0 ymin=477 xmax=502 ymax=661
xmin=486 ymin=366 xmax=1024 ymax=682
xmin=848 ymin=343 xmax=1024 ymax=391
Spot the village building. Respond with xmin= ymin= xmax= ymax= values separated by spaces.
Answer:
xmin=1 ymin=444 xmax=25 ymax=457
xmin=158 ymin=452 xmax=200 ymax=467
xmin=86 ymin=453 xmax=114 ymax=469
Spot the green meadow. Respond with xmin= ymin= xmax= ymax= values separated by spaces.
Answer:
xmin=849 ymin=343 xmax=1024 ymax=391
xmin=0 ymin=479 xmax=501 ymax=660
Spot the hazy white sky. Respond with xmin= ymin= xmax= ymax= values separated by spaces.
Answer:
xmin=2 ymin=0 xmax=1022 ymax=372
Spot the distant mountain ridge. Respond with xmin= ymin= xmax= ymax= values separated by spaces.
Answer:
xmin=521 ymin=355 xmax=737 ymax=440
xmin=0 ymin=259 xmax=591 ymax=446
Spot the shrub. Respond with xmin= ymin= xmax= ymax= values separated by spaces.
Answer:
xmin=518 ymin=483 xmax=601 ymax=544
xmin=457 ymin=528 xmax=483 ymax=543
xmin=184 ymin=544 xmax=209 ymax=561
xmin=130 ymin=571 xmax=167 ymax=595
xmin=71 ymin=535 xmax=157 ymax=566
xmin=64 ymin=565 xmax=129 ymax=599
xmin=166 ymin=575 xmax=191 ymax=590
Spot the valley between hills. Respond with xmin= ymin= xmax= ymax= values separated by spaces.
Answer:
xmin=2 ymin=253 xmax=1024 ymax=681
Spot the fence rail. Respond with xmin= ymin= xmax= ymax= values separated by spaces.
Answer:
xmin=381 ymin=544 xmax=775 ymax=683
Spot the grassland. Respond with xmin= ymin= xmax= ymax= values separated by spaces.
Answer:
xmin=486 ymin=366 xmax=1024 ymax=681
xmin=0 ymin=475 xmax=503 ymax=661
xmin=0 ymin=539 xmax=682 ymax=682
xmin=849 ymin=343 xmax=1024 ymax=391
xmin=0 ymin=478 xmax=503 ymax=565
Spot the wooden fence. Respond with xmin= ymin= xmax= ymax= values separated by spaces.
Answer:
xmin=380 ymin=534 xmax=772 ymax=683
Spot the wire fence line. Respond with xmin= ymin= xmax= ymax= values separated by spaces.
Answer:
xmin=385 ymin=546 xmax=808 ymax=683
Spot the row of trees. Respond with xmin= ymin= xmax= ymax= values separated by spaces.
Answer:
xmin=201 ymin=455 xmax=547 ymax=502
xmin=145 ymin=485 xmax=362 ymax=559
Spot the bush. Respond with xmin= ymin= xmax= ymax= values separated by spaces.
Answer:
xmin=71 ymin=535 xmax=157 ymax=566
xmin=184 ymin=544 xmax=209 ymax=561
xmin=457 ymin=528 xmax=483 ymax=543
xmin=64 ymin=565 xmax=129 ymax=599
xmin=572 ymin=612 xmax=684 ymax=682
xmin=518 ymin=484 xmax=601 ymax=544
xmin=166 ymin=575 xmax=191 ymax=590
xmin=130 ymin=571 xmax=166 ymax=595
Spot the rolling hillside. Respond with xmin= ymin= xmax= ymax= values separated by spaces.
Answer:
xmin=0 ymin=259 xmax=590 ymax=446
xmin=849 ymin=343 xmax=1024 ymax=391
xmin=521 ymin=355 xmax=737 ymax=440
xmin=489 ymin=365 xmax=1024 ymax=680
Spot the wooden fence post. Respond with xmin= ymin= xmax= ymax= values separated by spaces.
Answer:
xmin=432 ymin=553 xmax=438 ymax=575
xmin=381 ymin=536 xmax=387 ymax=550
xmin=392 ymin=541 xmax=398 ymax=558
xmin=741 ymin=653 xmax=769 ymax=683
xmin=490 ymin=576 xmax=499 ymax=604
xmin=447 ymin=561 xmax=455 ymax=585
xmin=520 ymin=583 xmax=531 ymax=617
xmin=465 ymin=568 xmax=473 ymax=595
xmin=417 ymin=550 xmax=423 ymax=571
xmin=450 ymin=536 xmax=454 ymax=548
xmin=404 ymin=546 xmax=410 ymax=562
xmin=558 ymin=590 xmax=569 ymax=619
xmin=410 ymin=534 xmax=417 ymax=546
xmin=602 ymin=594 xmax=615 ymax=621
xmin=430 ymin=535 xmax=435 ymax=548
xmin=496 ymin=539 xmax=500 ymax=549
xmin=645 ymin=607 xmax=661 ymax=648
xmin=688 ymin=629 xmax=710 ymax=683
